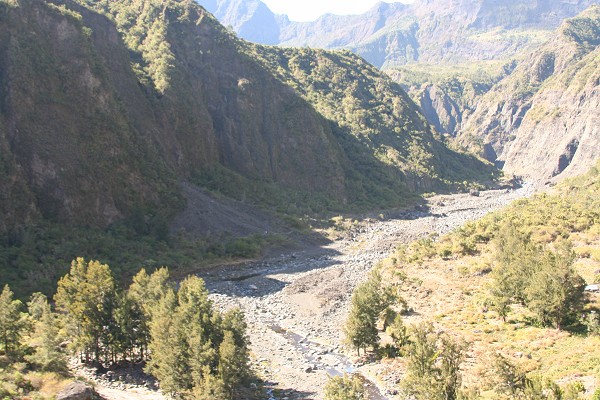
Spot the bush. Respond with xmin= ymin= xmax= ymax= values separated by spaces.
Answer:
xmin=324 ymin=374 xmax=365 ymax=400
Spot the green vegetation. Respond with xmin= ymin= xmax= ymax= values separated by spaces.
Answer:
xmin=0 ymin=221 xmax=270 ymax=299
xmin=0 ymin=259 xmax=252 ymax=399
xmin=562 ymin=5 xmax=600 ymax=51
xmin=324 ymin=374 xmax=365 ymax=400
xmin=248 ymin=45 xmax=496 ymax=192
xmin=344 ymin=271 xmax=396 ymax=355
xmin=344 ymin=161 xmax=600 ymax=396
xmin=401 ymin=322 xmax=467 ymax=400
xmin=490 ymin=225 xmax=585 ymax=329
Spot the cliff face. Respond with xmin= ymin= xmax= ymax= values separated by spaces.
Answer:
xmin=0 ymin=0 xmax=177 ymax=227
xmin=458 ymin=6 xmax=600 ymax=181
xmin=0 ymin=0 xmax=346 ymax=229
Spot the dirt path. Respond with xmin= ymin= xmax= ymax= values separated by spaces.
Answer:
xmin=203 ymin=186 xmax=534 ymax=399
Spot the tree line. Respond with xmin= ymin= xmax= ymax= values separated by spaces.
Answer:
xmin=0 ymin=258 xmax=250 ymax=399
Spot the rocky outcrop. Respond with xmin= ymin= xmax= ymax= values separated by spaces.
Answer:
xmin=419 ymin=85 xmax=463 ymax=135
xmin=458 ymin=6 xmax=600 ymax=181
xmin=56 ymin=381 xmax=100 ymax=400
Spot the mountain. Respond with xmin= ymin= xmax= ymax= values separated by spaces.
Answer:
xmin=200 ymin=0 xmax=596 ymax=69
xmin=0 ymin=0 xmax=496 ymax=294
xmin=202 ymin=0 xmax=285 ymax=45
xmin=457 ymin=5 xmax=600 ymax=182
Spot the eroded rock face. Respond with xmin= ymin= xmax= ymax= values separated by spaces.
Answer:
xmin=457 ymin=6 xmax=600 ymax=182
xmin=56 ymin=381 xmax=100 ymax=400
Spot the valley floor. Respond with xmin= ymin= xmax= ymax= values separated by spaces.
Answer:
xmin=203 ymin=185 xmax=534 ymax=399
xmin=87 ymin=185 xmax=534 ymax=399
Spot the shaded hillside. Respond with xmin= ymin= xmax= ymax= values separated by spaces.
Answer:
xmin=0 ymin=0 xmax=496 ymax=232
xmin=201 ymin=0 xmax=595 ymax=69
xmin=246 ymin=46 xmax=495 ymax=196
xmin=458 ymin=6 xmax=600 ymax=181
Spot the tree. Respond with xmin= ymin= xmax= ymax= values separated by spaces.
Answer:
xmin=0 ymin=284 xmax=25 ymax=357
xmin=487 ymin=354 xmax=527 ymax=397
xmin=193 ymin=367 xmax=227 ymax=400
xmin=324 ymin=374 xmax=365 ymax=400
xmin=490 ymin=225 xmax=586 ymax=329
xmin=145 ymin=288 xmax=187 ymax=397
xmin=344 ymin=271 xmax=395 ymax=355
xmin=127 ymin=267 xmax=172 ymax=360
xmin=524 ymin=243 xmax=585 ymax=330
xmin=25 ymin=295 xmax=66 ymax=371
xmin=54 ymin=258 xmax=117 ymax=364
xmin=218 ymin=331 xmax=247 ymax=397
xmin=386 ymin=312 xmax=409 ymax=354
xmin=489 ymin=222 xmax=538 ymax=314
xmin=401 ymin=322 xmax=467 ymax=400
xmin=146 ymin=276 xmax=249 ymax=399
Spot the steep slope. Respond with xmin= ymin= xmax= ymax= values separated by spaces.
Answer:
xmin=387 ymin=61 xmax=515 ymax=135
xmin=0 ymin=0 xmax=497 ymax=237
xmin=458 ymin=6 xmax=600 ymax=181
xmin=0 ymin=0 xmax=350 ymax=232
xmin=246 ymin=46 xmax=494 ymax=195
xmin=200 ymin=0 xmax=595 ymax=69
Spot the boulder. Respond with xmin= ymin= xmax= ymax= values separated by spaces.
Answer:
xmin=57 ymin=381 xmax=100 ymax=400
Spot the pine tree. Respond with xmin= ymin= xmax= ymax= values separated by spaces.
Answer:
xmin=0 ymin=284 xmax=24 ymax=357
xmin=54 ymin=258 xmax=117 ymax=364
xmin=401 ymin=322 xmax=466 ymax=400
xmin=344 ymin=271 xmax=394 ymax=355
xmin=386 ymin=313 xmax=409 ymax=354
xmin=193 ymin=367 xmax=227 ymax=400
xmin=127 ymin=267 xmax=172 ymax=360
xmin=525 ymin=243 xmax=585 ymax=330
xmin=145 ymin=288 xmax=188 ymax=397
xmin=218 ymin=331 xmax=247 ymax=398
xmin=25 ymin=295 xmax=66 ymax=371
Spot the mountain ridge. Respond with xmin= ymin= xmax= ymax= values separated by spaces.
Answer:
xmin=202 ymin=0 xmax=596 ymax=69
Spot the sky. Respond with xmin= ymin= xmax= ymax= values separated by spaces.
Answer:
xmin=261 ymin=0 xmax=414 ymax=22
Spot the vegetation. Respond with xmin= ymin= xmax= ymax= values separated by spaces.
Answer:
xmin=0 ymin=221 xmax=270 ymax=299
xmin=401 ymin=322 xmax=467 ymax=400
xmin=248 ymin=45 xmax=496 ymax=193
xmin=344 ymin=161 xmax=600 ymax=396
xmin=490 ymin=225 xmax=585 ymax=329
xmin=324 ymin=374 xmax=365 ymax=400
xmin=0 ymin=259 xmax=252 ymax=400
xmin=344 ymin=271 xmax=396 ymax=355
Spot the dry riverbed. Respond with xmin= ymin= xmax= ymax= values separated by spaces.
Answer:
xmin=203 ymin=186 xmax=534 ymax=399
xmin=84 ymin=186 xmax=534 ymax=399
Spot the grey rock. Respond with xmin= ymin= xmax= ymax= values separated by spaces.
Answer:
xmin=56 ymin=381 xmax=100 ymax=400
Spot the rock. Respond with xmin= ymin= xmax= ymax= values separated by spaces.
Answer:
xmin=304 ymin=366 xmax=313 ymax=373
xmin=469 ymin=189 xmax=480 ymax=197
xmin=56 ymin=381 xmax=100 ymax=400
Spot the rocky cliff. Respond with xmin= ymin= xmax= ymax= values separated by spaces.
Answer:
xmin=458 ymin=6 xmax=600 ymax=181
